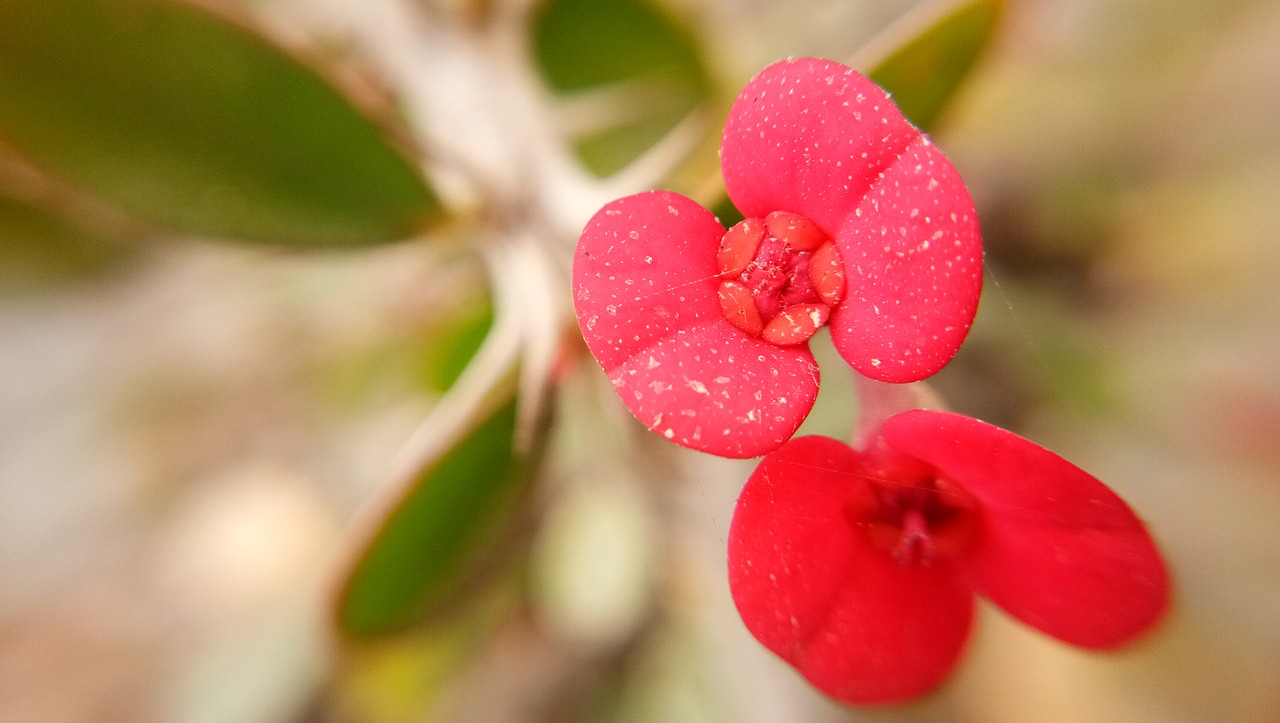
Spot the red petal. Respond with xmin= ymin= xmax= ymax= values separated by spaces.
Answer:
xmin=765 ymin=210 xmax=826 ymax=251
xmin=809 ymin=241 xmax=845 ymax=306
xmin=728 ymin=436 xmax=974 ymax=704
xmin=573 ymin=191 xmax=819 ymax=458
xmin=718 ymin=217 xmax=765 ymax=277
xmin=827 ymin=138 xmax=983 ymax=383
xmin=721 ymin=58 xmax=982 ymax=383
xmin=573 ymin=191 xmax=720 ymax=370
xmin=718 ymin=280 xmax=764 ymax=336
xmin=881 ymin=411 xmax=1171 ymax=648
xmin=760 ymin=303 xmax=828 ymax=346
xmin=607 ymin=319 xmax=819 ymax=457
xmin=721 ymin=58 xmax=919 ymax=235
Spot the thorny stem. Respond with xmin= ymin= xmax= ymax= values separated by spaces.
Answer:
xmin=338 ymin=0 xmax=576 ymax=234
xmin=338 ymin=0 xmax=703 ymax=258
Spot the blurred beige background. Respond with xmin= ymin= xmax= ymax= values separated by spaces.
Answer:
xmin=2 ymin=0 xmax=1279 ymax=721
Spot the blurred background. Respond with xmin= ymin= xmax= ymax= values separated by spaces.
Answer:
xmin=2 ymin=0 xmax=1279 ymax=721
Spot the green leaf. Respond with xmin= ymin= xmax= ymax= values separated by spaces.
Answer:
xmin=335 ymin=397 xmax=538 ymax=636
xmin=416 ymin=299 xmax=494 ymax=393
xmin=532 ymin=0 xmax=712 ymax=176
xmin=861 ymin=0 xmax=1004 ymax=132
xmin=0 ymin=0 xmax=442 ymax=246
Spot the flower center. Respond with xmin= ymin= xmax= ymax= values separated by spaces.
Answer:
xmin=848 ymin=457 xmax=978 ymax=567
xmin=716 ymin=211 xmax=845 ymax=345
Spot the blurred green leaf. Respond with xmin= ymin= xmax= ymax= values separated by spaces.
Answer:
xmin=0 ymin=185 xmax=135 ymax=293
xmin=532 ymin=0 xmax=711 ymax=176
xmin=316 ymin=293 xmax=493 ymax=414
xmin=417 ymin=300 xmax=494 ymax=393
xmin=0 ymin=0 xmax=442 ymax=246
xmin=862 ymin=0 xmax=1003 ymax=131
xmin=335 ymin=397 xmax=538 ymax=637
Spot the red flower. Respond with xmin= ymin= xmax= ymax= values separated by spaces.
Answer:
xmin=727 ymin=409 xmax=1170 ymax=705
xmin=573 ymin=58 xmax=983 ymax=458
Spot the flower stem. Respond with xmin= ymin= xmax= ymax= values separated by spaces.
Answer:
xmin=852 ymin=375 xmax=946 ymax=450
